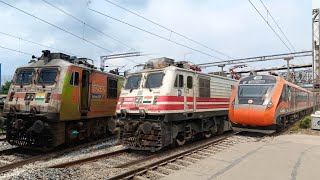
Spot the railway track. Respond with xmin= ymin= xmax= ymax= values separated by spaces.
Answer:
xmin=107 ymin=132 xmax=262 ymax=180
xmin=0 ymin=136 xmax=116 ymax=174
xmin=47 ymin=131 xmax=262 ymax=179
xmin=48 ymin=148 xmax=130 ymax=168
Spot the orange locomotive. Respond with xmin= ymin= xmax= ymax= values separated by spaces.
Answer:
xmin=2 ymin=50 xmax=123 ymax=149
xmin=229 ymin=75 xmax=320 ymax=133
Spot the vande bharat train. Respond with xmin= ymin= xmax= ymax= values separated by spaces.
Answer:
xmin=2 ymin=50 xmax=123 ymax=150
xmin=116 ymin=58 xmax=236 ymax=151
xmin=229 ymin=75 xmax=320 ymax=134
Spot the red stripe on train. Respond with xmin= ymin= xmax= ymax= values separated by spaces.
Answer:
xmin=118 ymin=96 xmax=229 ymax=103
xmin=117 ymin=103 xmax=229 ymax=111
xmin=196 ymin=104 xmax=229 ymax=109
xmin=196 ymin=97 xmax=230 ymax=102
xmin=157 ymin=96 xmax=193 ymax=102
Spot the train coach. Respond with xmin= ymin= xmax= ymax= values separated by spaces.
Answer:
xmin=2 ymin=50 xmax=123 ymax=149
xmin=115 ymin=58 xmax=237 ymax=151
xmin=229 ymin=75 xmax=320 ymax=133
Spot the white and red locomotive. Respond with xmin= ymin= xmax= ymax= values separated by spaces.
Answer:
xmin=116 ymin=58 xmax=236 ymax=151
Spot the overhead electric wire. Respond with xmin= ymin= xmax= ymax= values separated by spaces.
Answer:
xmin=0 ymin=31 xmax=119 ymax=66
xmin=42 ymin=0 xmax=135 ymax=51
xmin=0 ymin=0 xmax=139 ymax=65
xmin=103 ymin=0 xmax=233 ymax=60
xmin=258 ymin=0 xmax=305 ymax=64
xmin=0 ymin=31 xmax=74 ymax=56
xmin=248 ymin=0 xmax=304 ymax=64
xmin=0 ymin=45 xmax=34 ymax=56
xmin=89 ymin=8 xmax=224 ymax=61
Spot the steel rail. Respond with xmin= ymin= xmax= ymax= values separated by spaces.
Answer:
xmin=108 ymin=131 xmax=239 ymax=180
xmin=49 ymin=148 xmax=129 ymax=168
xmin=0 ymin=136 xmax=116 ymax=174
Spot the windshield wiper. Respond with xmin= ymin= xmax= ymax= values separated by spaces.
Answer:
xmin=145 ymin=80 xmax=152 ymax=92
xmin=39 ymin=76 xmax=46 ymax=88
xmin=144 ymin=75 xmax=152 ymax=92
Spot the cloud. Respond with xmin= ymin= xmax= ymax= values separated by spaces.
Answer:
xmin=0 ymin=0 xmax=313 ymax=82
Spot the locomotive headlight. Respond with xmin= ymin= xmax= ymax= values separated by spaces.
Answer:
xmin=153 ymin=96 xmax=158 ymax=105
xmin=9 ymin=92 xmax=15 ymax=101
xmin=266 ymin=101 xmax=273 ymax=109
xmin=121 ymin=97 xmax=124 ymax=105
xmin=45 ymin=93 xmax=52 ymax=103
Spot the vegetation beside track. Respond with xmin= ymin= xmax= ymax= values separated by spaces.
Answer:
xmin=287 ymin=116 xmax=320 ymax=136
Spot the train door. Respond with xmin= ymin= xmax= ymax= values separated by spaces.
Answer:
xmin=81 ymin=70 xmax=90 ymax=112
xmin=174 ymin=73 xmax=184 ymax=110
xmin=185 ymin=73 xmax=195 ymax=114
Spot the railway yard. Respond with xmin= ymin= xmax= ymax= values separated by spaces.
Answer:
xmin=0 ymin=131 xmax=266 ymax=179
xmin=0 ymin=128 xmax=317 ymax=179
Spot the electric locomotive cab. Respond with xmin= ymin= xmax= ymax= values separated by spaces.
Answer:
xmin=2 ymin=54 xmax=63 ymax=147
xmin=229 ymin=75 xmax=278 ymax=133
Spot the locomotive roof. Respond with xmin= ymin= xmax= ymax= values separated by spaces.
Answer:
xmin=128 ymin=65 xmax=237 ymax=81
xmin=240 ymin=74 xmax=312 ymax=93
xmin=17 ymin=58 xmax=123 ymax=78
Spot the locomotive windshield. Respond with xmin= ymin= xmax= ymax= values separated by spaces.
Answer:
xmin=15 ymin=69 xmax=34 ymax=85
xmin=238 ymin=85 xmax=274 ymax=98
xmin=238 ymin=75 xmax=276 ymax=105
xmin=37 ymin=68 xmax=58 ymax=85
xmin=145 ymin=72 xmax=164 ymax=88
xmin=125 ymin=75 xmax=142 ymax=90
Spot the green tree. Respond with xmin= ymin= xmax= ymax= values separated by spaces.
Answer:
xmin=1 ymin=81 xmax=12 ymax=95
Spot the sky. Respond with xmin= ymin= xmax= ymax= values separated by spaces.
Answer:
xmin=0 ymin=0 xmax=316 ymax=83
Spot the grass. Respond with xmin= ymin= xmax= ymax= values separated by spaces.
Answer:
xmin=288 ymin=116 xmax=312 ymax=132
xmin=290 ymin=121 xmax=300 ymax=132
xmin=299 ymin=116 xmax=312 ymax=129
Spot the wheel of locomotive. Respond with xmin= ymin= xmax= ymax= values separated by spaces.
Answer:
xmin=276 ymin=116 xmax=286 ymax=132
xmin=204 ymin=130 xmax=212 ymax=138
xmin=216 ymin=120 xmax=225 ymax=135
xmin=175 ymin=133 xmax=186 ymax=146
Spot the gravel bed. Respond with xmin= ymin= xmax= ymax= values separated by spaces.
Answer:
xmin=0 ymin=133 xmax=268 ymax=179
xmin=6 ymin=167 xmax=81 ymax=180
xmin=0 ymin=138 xmax=122 ymax=179
xmin=0 ymin=141 xmax=15 ymax=151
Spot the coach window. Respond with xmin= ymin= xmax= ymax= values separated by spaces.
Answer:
xmin=174 ymin=74 xmax=184 ymax=88
xmin=107 ymin=78 xmax=118 ymax=98
xmin=187 ymin=76 xmax=193 ymax=89
xmin=199 ymin=77 xmax=210 ymax=98
xmin=70 ymin=71 xmax=79 ymax=86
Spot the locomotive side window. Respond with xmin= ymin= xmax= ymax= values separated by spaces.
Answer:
xmin=15 ymin=69 xmax=33 ymax=85
xmin=174 ymin=74 xmax=184 ymax=88
xmin=125 ymin=75 xmax=141 ymax=90
xmin=280 ymin=85 xmax=288 ymax=102
xmin=107 ymin=78 xmax=118 ymax=98
xmin=145 ymin=72 xmax=164 ymax=88
xmin=70 ymin=71 xmax=79 ymax=86
xmin=199 ymin=77 xmax=210 ymax=98
xmin=38 ymin=68 xmax=58 ymax=85
xmin=187 ymin=76 xmax=193 ymax=89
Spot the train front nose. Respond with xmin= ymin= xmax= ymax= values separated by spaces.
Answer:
xmin=231 ymin=105 xmax=273 ymax=126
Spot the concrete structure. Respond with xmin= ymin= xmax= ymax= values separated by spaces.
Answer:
xmin=162 ymin=134 xmax=320 ymax=180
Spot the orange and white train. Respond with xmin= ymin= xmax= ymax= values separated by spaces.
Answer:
xmin=116 ymin=58 xmax=236 ymax=151
xmin=229 ymin=75 xmax=320 ymax=134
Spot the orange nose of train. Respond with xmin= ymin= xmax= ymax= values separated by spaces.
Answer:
xmin=230 ymin=107 xmax=275 ymax=127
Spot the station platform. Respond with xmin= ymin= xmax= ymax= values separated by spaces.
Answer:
xmin=162 ymin=134 xmax=320 ymax=180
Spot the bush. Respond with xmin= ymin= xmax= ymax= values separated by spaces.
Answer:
xmin=299 ymin=116 xmax=311 ymax=129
